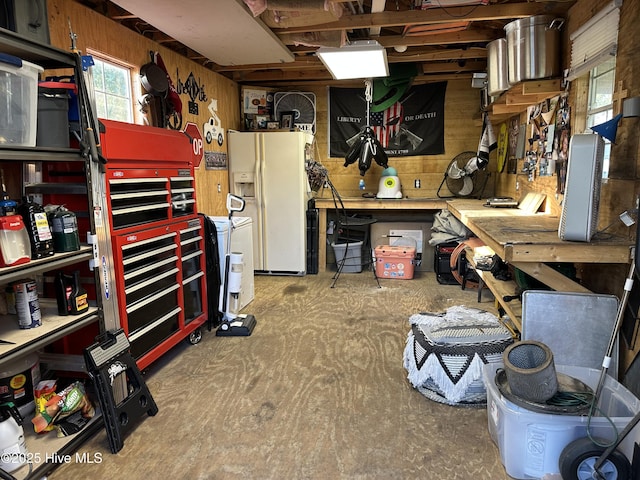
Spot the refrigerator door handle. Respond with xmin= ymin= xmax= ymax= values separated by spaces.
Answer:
xmin=255 ymin=134 xmax=265 ymax=270
xmin=258 ymin=134 xmax=269 ymax=268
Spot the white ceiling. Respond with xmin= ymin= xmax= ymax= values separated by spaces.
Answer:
xmin=110 ymin=0 xmax=295 ymax=66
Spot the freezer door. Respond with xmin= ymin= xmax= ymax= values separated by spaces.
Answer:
xmin=259 ymin=132 xmax=307 ymax=273
xmin=228 ymin=131 xmax=263 ymax=270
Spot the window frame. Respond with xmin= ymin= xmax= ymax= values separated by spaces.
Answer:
xmin=86 ymin=50 xmax=138 ymax=124
xmin=585 ymin=57 xmax=616 ymax=179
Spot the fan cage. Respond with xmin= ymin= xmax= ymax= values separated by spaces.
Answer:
xmin=274 ymin=91 xmax=317 ymax=134
xmin=444 ymin=151 xmax=489 ymax=198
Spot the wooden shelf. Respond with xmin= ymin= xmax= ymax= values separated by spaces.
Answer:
xmin=488 ymin=78 xmax=563 ymax=120
xmin=476 ymin=269 xmax=522 ymax=332
xmin=465 ymin=247 xmax=522 ymax=332
xmin=0 ymin=300 xmax=99 ymax=363
xmin=451 ymin=198 xmax=634 ymax=333
xmin=0 ymin=247 xmax=93 ymax=285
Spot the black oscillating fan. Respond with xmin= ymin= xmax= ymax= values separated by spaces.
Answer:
xmin=437 ymin=151 xmax=489 ymax=198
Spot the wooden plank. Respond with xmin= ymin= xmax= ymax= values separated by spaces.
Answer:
xmin=511 ymin=262 xmax=592 ymax=293
xmin=505 ymin=92 xmax=560 ymax=106
xmin=314 ymin=197 xmax=448 ymax=210
xmin=520 ymin=78 xmax=562 ymax=95
xmin=505 ymin=243 xmax=632 ymax=264
xmin=492 ymin=103 xmax=532 ymax=115
xmin=447 ymin=199 xmax=544 ymax=224
xmin=447 ymin=200 xmax=633 ymax=264
xmin=465 ymin=248 xmax=521 ymax=331
xmin=272 ymin=3 xmax=562 ymax=34
xmin=476 ymin=270 xmax=522 ymax=332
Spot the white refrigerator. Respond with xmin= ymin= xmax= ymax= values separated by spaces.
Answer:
xmin=228 ymin=130 xmax=311 ymax=274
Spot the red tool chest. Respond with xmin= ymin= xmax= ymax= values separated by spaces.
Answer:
xmin=100 ymin=120 xmax=207 ymax=369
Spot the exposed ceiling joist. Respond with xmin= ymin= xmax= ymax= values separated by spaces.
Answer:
xmin=75 ymin=0 xmax=575 ymax=86
xmin=270 ymin=3 xmax=559 ymax=34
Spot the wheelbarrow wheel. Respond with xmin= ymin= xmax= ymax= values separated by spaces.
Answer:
xmin=560 ymin=437 xmax=631 ymax=480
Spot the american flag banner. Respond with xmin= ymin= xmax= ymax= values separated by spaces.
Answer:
xmin=329 ymin=82 xmax=447 ymax=157
xmin=370 ymin=102 xmax=404 ymax=148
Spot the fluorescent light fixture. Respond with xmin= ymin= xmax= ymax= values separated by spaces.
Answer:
xmin=316 ymin=40 xmax=389 ymax=80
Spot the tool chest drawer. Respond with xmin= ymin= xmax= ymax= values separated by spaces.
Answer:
xmin=180 ymin=222 xmax=205 ymax=324
xmin=106 ymin=168 xmax=196 ymax=232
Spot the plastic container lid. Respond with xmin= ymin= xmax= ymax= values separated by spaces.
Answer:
xmin=39 ymin=80 xmax=78 ymax=93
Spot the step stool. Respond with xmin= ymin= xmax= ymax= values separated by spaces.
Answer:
xmin=84 ymin=329 xmax=158 ymax=453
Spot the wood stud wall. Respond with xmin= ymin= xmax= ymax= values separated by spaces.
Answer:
xmin=47 ymin=0 xmax=240 ymax=216
xmin=45 ymin=0 xmax=640 ymax=220
xmin=309 ymin=80 xmax=485 ymax=200
xmin=42 ymin=0 xmax=638 ymax=243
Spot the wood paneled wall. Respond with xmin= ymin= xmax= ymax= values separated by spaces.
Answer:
xmin=490 ymin=0 xmax=640 ymax=366
xmin=47 ymin=0 xmax=240 ymax=216
xmin=308 ymin=80 xmax=487 ymax=200
xmin=494 ymin=0 xmax=640 ymax=231
xmin=47 ymin=0 xmax=639 ymax=224
xmin=47 ymin=1 xmax=490 ymax=213
xmin=42 ymin=0 xmax=640 ymax=369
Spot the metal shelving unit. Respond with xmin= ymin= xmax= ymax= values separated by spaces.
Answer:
xmin=0 ymin=26 xmax=120 ymax=479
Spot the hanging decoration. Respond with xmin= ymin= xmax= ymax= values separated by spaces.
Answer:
xmin=343 ymin=80 xmax=389 ymax=175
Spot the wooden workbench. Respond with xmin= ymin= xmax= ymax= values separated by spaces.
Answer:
xmin=447 ymin=199 xmax=634 ymax=330
xmin=314 ymin=197 xmax=447 ymax=273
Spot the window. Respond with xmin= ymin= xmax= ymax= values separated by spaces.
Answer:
xmin=91 ymin=56 xmax=134 ymax=122
xmin=586 ymin=57 xmax=616 ymax=178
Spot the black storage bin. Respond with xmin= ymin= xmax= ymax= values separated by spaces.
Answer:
xmin=201 ymin=214 xmax=223 ymax=329
xmin=37 ymin=86 xmax=70 ymax=147
xmin=306 ymin=205 xmax=319 ymax=274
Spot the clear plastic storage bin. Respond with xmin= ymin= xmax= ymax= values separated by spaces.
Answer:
xmin=484 ymin=362 xmax=640 ymax=479
xmin=0 ymin=57 xmax=43 ymax=147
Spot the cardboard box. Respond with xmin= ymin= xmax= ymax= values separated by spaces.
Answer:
xmin=371 ymin=222 xmax=433 ymax=271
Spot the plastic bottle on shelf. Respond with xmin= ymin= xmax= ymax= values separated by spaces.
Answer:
xmin=17 ymin=196 xmax=54 ymax=260
xmin=49 ymin=206 xmax=80 ymax=252
xmin=54 ymin=271 xmax=74 ymax=316
xmin=68 ymin=271 xmax=88 ymax=315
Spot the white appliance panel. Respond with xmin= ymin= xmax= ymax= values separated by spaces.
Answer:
xmin=210 ymin=216 xmax=255 ymax=311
